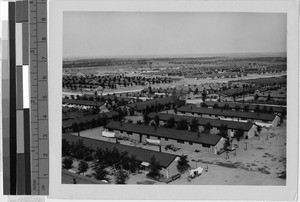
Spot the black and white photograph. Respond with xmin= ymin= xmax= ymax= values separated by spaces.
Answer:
xmin=60 ymin=11 xmax=288 ymax=186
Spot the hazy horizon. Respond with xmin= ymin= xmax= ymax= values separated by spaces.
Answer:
xmin=63 ymin=51 xmax=287 ymax=61
xmin=63 ymin=12 xmax=287 ymax=59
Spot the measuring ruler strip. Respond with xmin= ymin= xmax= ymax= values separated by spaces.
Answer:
xmin=1 ymin=0 xmax=11 ymax=195
xmin=29 ymin=0 xmax=49 ymax=195
xmin=16 ymin=0 xmax=31 ymax=195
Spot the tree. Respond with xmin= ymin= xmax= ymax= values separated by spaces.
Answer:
xmin=143 ymin=113 xmax=150 ymax=125
xmin=213 ymin=103 xmax=219 ymax=109
xmin=176 ymin=119 xmax=189 ymax=130
xmin=254 ymin=105 xmax=261 ymax=113
xmin=115 ymin=169 xmax=129 ymax=184
xmin=234 ymin=128 xmax=244 ymax=141
xmin=78 ymin=160 xmax=89 ymax=174
xmin=128 ymin=155 xmax=140 ymax=173
xmin=279 ymin=109 xmax=286 ymax=124
xmin=72 ymin=122 xmax=80 ymax=136
xmin=256 ymin=125 xmax=262 ymax=140
xmin=219 ymin=124 xmax=228 ymax=138
xmin=71 ymin=139 xmax=94 ymax=161
xmin=165 ymin=117 xmax=176 ymax=128
xmin=147 ymin=156 xmax=161 ymax=179
xmin=200 ymin=102 xmax=208 ymax=108
xmin=201 ymin=90 xmax=207 ymax=103
xmin=176 ymin=155 xmax=190 ymax=173
xmin=62 ymin=157 xmax=73 ymax=170
xmin=223 ymin=136 xmax=231 ymax=150
xmin=93 ymin=166 xmax=109 ymax=181
xmin=62 ymin=139 xmax=71 ymax=157
xmin=190 ymin=118 xmax=199 ymax=132
xmin=243 ymin=105 xmax=249 ymax=112
xmin=194 ymin=88 xmax=199 ymax=95
xmin=204 ymin=122 xmax=212 ymax=133
xmin=234 ymin=105 xmax=240 ymax=111
xmin=92 ymin=106 xmax=100 ymax=114
xmin=154 ymin=115 xmax=160 ymax=126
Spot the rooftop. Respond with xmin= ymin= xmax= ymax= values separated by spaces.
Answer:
xmin=63 ymin=133 xmax=177 ymax=168
xmin=178 ymin=106 xmax=277 ymax=121
xmin=148 ymin=112 xmax=254 ymax=131
xmin=105 ymin=121 xmax=222 ymax=146
xmin=204 ymin=101 xmax=286 ymax=113
xmin=126 ymin=97 xmax=179 ymax=111
xmin=62 ymin=111 xmax=118 ymax=129
xmin=62 ymin=98 xmax=105 ymax=107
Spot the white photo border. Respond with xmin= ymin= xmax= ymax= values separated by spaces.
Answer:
xmin=49 ymin=0 xmax=299 ymax=200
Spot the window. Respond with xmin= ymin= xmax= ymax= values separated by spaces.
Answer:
xmin=108 ymin=129 xmax=113 ymax=132
xmin=189 ymin=142 xmax=193 ymax=145
xmin=158 ymin=137 xmax=161 ymax=140
xmin=177 ymin=140 xmax=184 ymax=144
xmin=120 ymin=131 xmax=123 ymax=133
xmin=147 ymin=135 xmax=150 ymax=139
xmin=127 ymin=131 xmax=132 ymax=135
xmin=165 ymin=138 xmax=169 ymax=141
xmin=202 ymin=144 xmax=210 ymax=148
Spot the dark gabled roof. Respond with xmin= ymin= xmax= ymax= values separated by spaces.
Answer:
xmin=83 ymin=94 xmax=134 ymax=103
xmin=104 ymin=121 xmax=222 ymax=146
xmin=62 ymin=134 xmax=177 ymax=168
xmin=204 ymin=101 xmax=286 ymax=113
xmin=217 ymin=86 xmax=259 ymax=96
xmin=62 ymin=98 xmax=105 ymax=107
xmin=126 ymin=97 xmax=179 ymax=111
xmin=62 ymin=111 xmax=118 ymax=129
xmin=177 ymin=106 xmax=277 ymax=121
xmin=148 ymin=112 xmax=254 ymax=131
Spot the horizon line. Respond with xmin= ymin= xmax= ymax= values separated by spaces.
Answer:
xmin=63 ymin=51 xmax=287 ymax=61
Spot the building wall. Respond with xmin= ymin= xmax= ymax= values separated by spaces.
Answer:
xmin=272 ymin=116 xmax=280 ymax=127
xmin=245 ymin=125 xmax=257 ymax=139
xmin=160 ymin=158 xmax=179 ymax=178
xmin=178 ymin=111 xmax=276 ymax=126
xmin=108 ymin=129 xmax=221 ymax=154
xmin=212 ymin=138 xmax=225 ymax=154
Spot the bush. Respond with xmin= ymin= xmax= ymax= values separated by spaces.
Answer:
xmin=62 ymin=157 xmax=73 ymax=170
xmin=115 ymin=169 xmax=129 ymax=184
xmin=146 ymin=156 xmax=162 ymax=179
xmin=78 ymin=160 xmax=89 ymax=174
xmin=176 ymin=155 xmax=190 ymax=173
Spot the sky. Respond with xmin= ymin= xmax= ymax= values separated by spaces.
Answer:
xmin=63 ymin=12 xmax=286 ymax=59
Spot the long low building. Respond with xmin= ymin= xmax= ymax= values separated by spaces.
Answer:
xmin=63 ymin=98 xmax=105 ymax=107
xmin=177 ymin=106 xmax=280 ymax=127
xmin=148 ymin=112 xmax=257 ymax=139
xmin=62 ymin=111 xmax=118 ymax=131
xmin=126 ymin=97 xmax=181 ymax=112
xmin=204 ymin=101 xmax=286 ymax=115
xmin=104 ymin=121 xmax=224 ymax=155
xmin=63 ymin=133 xmax=179 ymax=178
